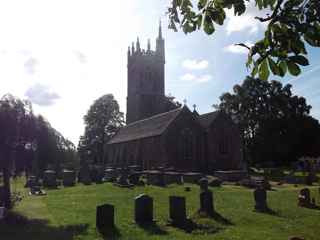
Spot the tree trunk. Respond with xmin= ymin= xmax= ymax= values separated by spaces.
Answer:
xmin=3 ymin=166 xmax=11 ymax=209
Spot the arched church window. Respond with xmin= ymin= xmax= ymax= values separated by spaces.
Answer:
xmin=180 ymin=128 xmax=193 ymax=162
xmin=219 ymin=132 xmax=228 ymax=155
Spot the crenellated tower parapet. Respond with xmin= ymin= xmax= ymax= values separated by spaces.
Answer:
xmin=126 ymin=21 xmax=166 ymax=124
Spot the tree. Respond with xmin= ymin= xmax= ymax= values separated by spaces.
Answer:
xmin=78 ymin=94 xmax=124 ymax=166
xmin=168 ymin=0 xmax=320 ymax=80
xmin=0 ymin=94 xmax=34 ymax=208
xmin=0 ymin=94 xmax=77 ymax=208
xmin=219 ymin=77 xmax=318 ymax=166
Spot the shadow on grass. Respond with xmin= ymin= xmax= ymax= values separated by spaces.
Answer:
xmin=0 ymin=212 xmax=89 ymax=240
xmin=167 ymin=211 xmax=233 ymax=234
xmin=136 ymin=221 xmax=168 ymax=235
xmin=168 ymin=218 xmax=222 ymax=234
xmin=98 ymin=226 xmax=121 ymax=240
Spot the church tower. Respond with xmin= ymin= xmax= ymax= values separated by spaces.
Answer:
xmin=126 ymin=22 xmax=166 ymax=124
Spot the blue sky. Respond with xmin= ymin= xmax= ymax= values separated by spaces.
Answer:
xmin=0 ymin=0 xmax=319 ymax=144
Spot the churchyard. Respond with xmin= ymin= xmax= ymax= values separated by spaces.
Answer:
xmin=1 ymin=169 xmax=320 ymax=240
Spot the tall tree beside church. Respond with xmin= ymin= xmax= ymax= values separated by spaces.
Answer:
xmin=219 ymin=77 xmax=318 ymax=166
xmin=78 ymin=94 xmax=124 ymax=165
xmin=168 ymin=0 xmax=320 ymax=80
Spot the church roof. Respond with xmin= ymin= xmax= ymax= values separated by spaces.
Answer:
xmin=108 ymin=107 xmax=183 ymax=144
xmin=198 ymin=111 xmax=220 ymax=128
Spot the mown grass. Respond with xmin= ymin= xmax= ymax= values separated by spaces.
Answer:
xmin=1 ymin=178 xmax=320 ymax=240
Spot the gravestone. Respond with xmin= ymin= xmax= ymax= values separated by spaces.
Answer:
xmin=79 ymin=166 xmax=91 ymax=185
xmin=128 ymin=172 xmax=142 ymax=185
xmin=134 ymin=194 xmax=153 ymax=224
xmin=298 ymin=188 xmax=311 ymax=207
xmin=62 ymin=170 xmax=76 ymax=186
xmin=146 ymin=171 xmax=165 ymax=186
xmin=43 ymin=170 xmax=57 ymax=188
xmin=25 ymin=175 xmax=37 ymax=188
xmin=96 ymin=204 xmax=114 ymax=231
xmin=169 ymin=196 xmax=186 ymax=226
xmin=0 ymin=207 xmax=6 ymax=220
xmin=199 ymin=190 xmax=215 ymax=216
xmin=103 ymin=168 xmax=117 ymax=182
xmin=183 ymin=172 xmax=202 ymax=184
xmin=199 ymin=178 xmax=209 ymax=192
xmin=254 ymin=187 xmax=268 ymax=212
xmin=164 ymin=172 xmax=182 ymax=185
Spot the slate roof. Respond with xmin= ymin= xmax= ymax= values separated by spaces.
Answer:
xmin=108 ymin=107 xmax=183 ymax=144
xmin=198 ymin=111 xmax=220 ymax=128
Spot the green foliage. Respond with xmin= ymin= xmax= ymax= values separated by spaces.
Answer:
xmin=168 ymin=0 xmax=320 ymax=80
xmin=219 ymin=77 xmax=320 ymax=165
xmin=78 ymin=94 xmax=124 ymax=166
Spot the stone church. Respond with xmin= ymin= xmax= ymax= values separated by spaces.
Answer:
xmin=107 ymin=23 xmax=242 ymax=172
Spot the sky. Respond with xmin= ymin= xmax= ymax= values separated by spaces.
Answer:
xmin=0 ymin=0 xmax=319 ymax=145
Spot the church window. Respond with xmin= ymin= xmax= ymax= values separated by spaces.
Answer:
xmin=181 ymin=128 xmax=193 ymax=162
xmin=219 ymin=133 xmax=228 ymax=155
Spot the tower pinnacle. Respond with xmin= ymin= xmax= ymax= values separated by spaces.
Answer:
xmin=158 ymin=19 xmax=162 ymax=39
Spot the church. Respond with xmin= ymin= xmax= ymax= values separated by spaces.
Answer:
xmin=106 ymin=23 xmax=242 ymax=173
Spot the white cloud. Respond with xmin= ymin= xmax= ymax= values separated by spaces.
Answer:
xmin=180 ymin=73 xmax=212 ymax=83
xmin=197 ymin=74 xmax=212 ymax=83
xmin=223 ymin=41 xmax=254 ymax=54
xmin=226 ymin=2 xmax=270 ymax=35
xmin=182 ymin=59 xmax=209 ymax=70
xmin=180 ymin=73 xmax=196 ymax=81
xmin=25 ymin=83 xmax=60 ymax=106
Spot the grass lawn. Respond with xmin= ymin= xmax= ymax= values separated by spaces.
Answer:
xmin=1 ymin=178 xmax=320 ymax=240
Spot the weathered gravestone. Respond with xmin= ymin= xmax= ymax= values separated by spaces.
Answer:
xmin=103 ymin=168 xmax=117 ymax=182
xmin=164 ymin=172 xmax=182 ymax=185
xmin=169 ymin=196 xmax=187 ymax=226
xmin=79 ymin=166 xmax=91 ymax=185
xmin=254 ymin=187 xmax=268 ymax=212
xmin=146 ymin=171 xmax=165 ymax=186
xmin=96 ymin=204 xmax=115 ymax=231
xmin=199 ymin=190 xmax=215 ymax=216
xmin=135 ymin=194 xmax=153 ymax=224
xmin=183 ymin=172 xmax=202 ymax=184
xmin=43 ymin=170 xmax=57 ymax=188
xmin=298 ymin=188 xmax=311 ymax=207
xmin=198 ymin=177 xmax=215 ymax=216
xmin=128 ymin=172 xmax=142 ymax=185
xmin=25 ymin=175 xmax=37 ymax=188
xmin=62 ymin=170 xmax=76 ymax=186
xmin=199 ymin=178 xmax=209 ymax=192
xmin=0 ymin=207 xmax=6 ymax=220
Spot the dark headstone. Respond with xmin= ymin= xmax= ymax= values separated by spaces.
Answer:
xmin=43 ymin=170 xmax=57 ymax=188
xmin=25 ymin=175 xmax=37 ymax=188
xmin=0 ymin=207 xmax=6 ymax=220
xmin=254 ymin=188 xmax=268 ymax=212
xmin=183 ymin=172 xmax=202 ymax=184
xmin=169 ymin=196 xmax=186 ymax=226
xmin=298 ymin=188 xmax=311 ymax=207
xmin=62 ymin=170 xmax=76 ymax=186
xmin=128 ymin=172 xmax=142 ymax=185
xmin=103 ymin=168 xmax=117 ymax=182
xmin=134 ymin=194 xmax=153 ymax=224
xmin=146 ymin=171 xmax=165 ymax=186
xmin=199 ymin=178 xmax=208 ymax=192
xmin=96 ymin=204 xmax=114 ymax=231
xmin=164 ymin=172 xmax=182 ymax=185
xmin=209 ymin=178 xmax=222 ymax=187
xmin=199 ymin=190 xmax=214 ymax=216
xmin=79 ymin=166 xmax=91 ymax=185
